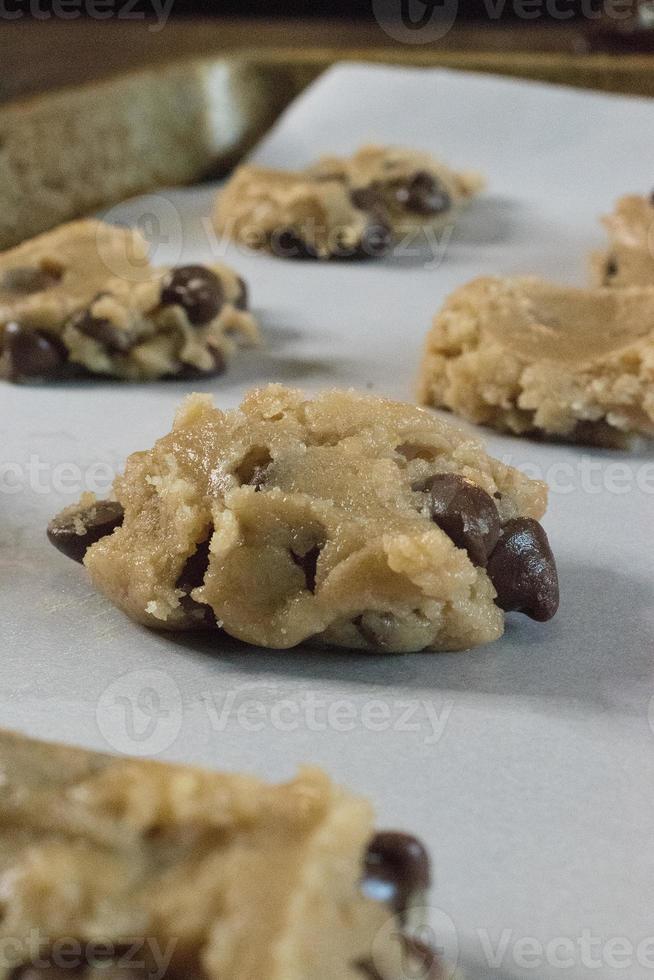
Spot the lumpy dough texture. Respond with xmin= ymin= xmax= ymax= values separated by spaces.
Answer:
xmin=82 ymin=385 xmax=549 ymax=652
xmin=0 ymin=220 xmax=258 ymax=381
xmin=418 ymin=276 xmax=654 ymax=445
xmin=591 ymin=194 xmax=654 ymax=287
xmin=0 ymin=729 xmax=412 ymax=980
xmin=308 ymin=145 xmax=485 ymax=236
xmin=213 ymin=146 xmax=484 ymax=260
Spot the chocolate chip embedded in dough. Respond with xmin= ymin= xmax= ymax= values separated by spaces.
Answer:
xmin=47 ymin=500 xmax=124 ymax=563
xmin=486 ymin=517 xmax=559 ymax=622
xmin=396 ymin=172 xmax=451 ymax=216
xmin=161 ymin=265 xmax=224 ymax=326
xmin=71 ymin=308 xmax=135 ymax=353
xmin=3 ymin=322 xmax=68 ymax=381
xmin=420 ymin=473 xmax=501 ymax=567
xmin=605 ymin=255 xmax=618 ymax=281
xmin=1 ymin=264 xmax=62 ymax=294
xmin=349 ymin=186 xmax=387 ymax=213
xmin=234 ymin=276 xmax=249 ymax=311
xmin=363 ymin=831 xmax=431 ymax=917
xmin=291 ymin=544 xmax=321 ymax=592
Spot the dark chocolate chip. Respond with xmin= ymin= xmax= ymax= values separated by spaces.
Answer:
xmin=358 ymin=216 xmax=393 ymax=258
xmin=3 ymin=321 xmax=68 ymax=381
xmin=420 ymin=473 xmax=501 ymax=567
xmin=72 ymin=309 xmax=135 ymax=353
xmin=350 ymin=186 xmax=387 ymax=213
xmin=364 ymin=832 xmax=431 ymax=917
xmin=271 ymin=229 xmax=318 ymax=260
xmin=291 ymin=544 xmax=321 ymax=592
xmin=397 ymin=172 xmax=451 ymax=216
xmin=175 ymin=537 xmax=217 ymax=627
xmin=605 ymin=256 xmax=618 ymax=281
xmin=161 ymin=265 xmax=224 ymax=326
xmin=234 ymin=276 xmax=249 ymax=311
xmin=174 ymin=347 xmax=226 ymax=380
xmin=1 ymin=265 xmax=62 ymax=294
xmin=486 ymin=517 xmax=559 ymax=622
xmin=47 ymin=500 xmax=124 ymax=563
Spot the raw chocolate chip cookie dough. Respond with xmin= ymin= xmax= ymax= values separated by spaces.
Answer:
xmin=591 ymin=193 xmax=654 ymax=287
xmin=0 ymin=220 xmax=259 ymax=382
xmin=0 ymin=728 xmax=443 ymax=980
xmin=48 ymin=386 xmax=558 ymax=653
xmin=214 ymin=145 xmax=483 ymax=260
xmin=418 ymin=276 xmax=654 ymax=446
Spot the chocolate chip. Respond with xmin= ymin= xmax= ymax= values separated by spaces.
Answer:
xmin=291 ymin=545 xmax=321 ymax=592
xmin=161 ymin=265 xmax=224 ymax=326
xmin=234 ymin=276 xmax=249 ymax=311
xmin=358 ymin=215 xmax=393 ymax=258
xmin=47 ymin=500 xmax=124 ymax=563
xmin=71 ymin=308 xmax=135 ymax=353
xmin=271 ymin=229 xmax=317 ymax=260
xmin=486 ymin=517 xmax=559 ymax=622
xmin=605 ymin=255 xmax=618 ymax=281
xmin=174 ymin=347 xmax=226 ymax=380
xmin=175 ymin=537 xmax=217 ymax=627
xmin=350 ymin=186 xmax=387 ymax=213
xmin=420 ymin=473 xmax=501 ymax=566
xmin=363 ymin=832 xmax=431 ymax=917
xmin=3 ymin=321 xmax=68 ymax=381
xmin=397 ymin=172 xmax=451 ymax=216
xmin=1 ymin=265 xmax=62 ymax=294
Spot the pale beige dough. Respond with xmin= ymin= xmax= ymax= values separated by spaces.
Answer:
xmin=0 ymin=220 xmax=259 ymax=381
xmin=76 ymin=385 xmax=549 ymax=653
xmin=214 ymin=146 xmax=484 ymax=259
xmin=308 ymin=144 xmax=485 ymax=236
xmin=419 ymin=276 xmax=654 ymax=445
xmin=0 ymin=728 xmax=414 ymax=980
xmin=590 ymin=194 xmax=654 ymax=287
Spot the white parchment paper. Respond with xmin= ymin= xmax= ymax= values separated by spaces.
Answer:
xmin=2 ymin=64 xmax=654 ymax=979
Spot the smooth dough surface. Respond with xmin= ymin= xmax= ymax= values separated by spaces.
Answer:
xmin=419 ymin=276 xmax=654 ymax=444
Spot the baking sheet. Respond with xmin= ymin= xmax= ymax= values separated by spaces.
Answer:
xmin=3 ymin=64 xmax=654 ymax=979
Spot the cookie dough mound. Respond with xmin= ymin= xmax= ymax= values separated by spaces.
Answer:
xmin=591 ymin=194 xmax=654 ymax=287
xmin=213 ymin=146 xmax=484 ymax=260
xmin=0 ymin=727 xmax=437 ymax=980
xmin=49 ymin=386 xmax=557 ymax=653
xmin=309 ymin=145 xmax=485 ymax=237
xmin=214 ymin=165 xmax=392 ymax=261
xmin=418 ymin=276 xmax=654 ymax=446
xmin=0 ymin=220 xmax=259 ymax=382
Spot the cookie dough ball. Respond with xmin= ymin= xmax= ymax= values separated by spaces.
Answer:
xmin=48 ymin=385 xmax=558 ymax=653
xmin=418 ymin=276 xmax=654 ymax=446
xmin=591 ymin=193 xmax=654 ymax=287
xmin=0 ymin=220 xmax=258 ymax=382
